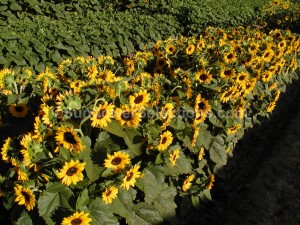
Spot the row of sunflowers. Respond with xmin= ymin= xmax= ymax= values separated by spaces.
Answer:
xmin=0 ymin=26 xmax=299 ymax=224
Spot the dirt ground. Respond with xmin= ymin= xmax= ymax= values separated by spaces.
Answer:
xmin=183 ymin=80 xmax=300 ymax=225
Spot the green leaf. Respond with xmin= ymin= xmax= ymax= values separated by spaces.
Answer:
xmin=102 ymin=120 xmax=125 ymax=137
xmin=82 ymin=149 xmax=102 ymax=182
xmin=142 ymin=167 xmax=164 ymax=204
xmin=10 ymin=3 xmax=22 ymax=11
xmin=88 ymin=197 xmax=119 ymax=225
xmin=165 ymin=151 xmax=191 ymax=175
xmin=209 ymin=136 xmax=227 ymax=165
xmin=17 ymin=212 xmax=33 ymax=225
xmin=123 ymin=127 xmax=144 ymax=156
xmin=132 ymin=202 xmax=164 ymax=225
xmin=170 ymin=117 xmax=186 ymax=130
xmin=111 ymin=188 xmax=136 ymax=222
xmin=51 ymin=50 xmax=62 ymax=64
xmin=38 ymin=192 xmax=60 ymax=225
xmin=46 ymin=183 xmax=66 ymax=193
xmin=209 ymin=110 xmax=224 ymax=127
xmin=76 ymin=189 xmax=90 ymax=209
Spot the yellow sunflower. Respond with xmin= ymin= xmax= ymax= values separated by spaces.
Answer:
xmin=166 ymin=44 xmax=177 ymax=55
xmin=182 ymin=174 xmax=195 ymax=192
xmin=220 ymin=68 xmax=236 ymax=80
xmin=267 ymin=101 xmax=276 ymax=112
xmin=1 ymin=137 xmax=12 ymax=162
xmin=57 ymin=160 xmax=86 ymax=186
xmin=8 ymin=103 xmax=29 ymax=118
xmin=194 ymin=94 xmax=211 ymax=115
xmin=55 ymin=125 xmax=84 ymax=152
xmin=193 ymin=111 xmax=208 ymax=125
xmin=195 ymin=70 xmax=213 ymax=84
xmin=90 ymin=102 xmax=115 ymax=128
xmin=169 ymin=149 xmax=180 ymax=166
xmin=198 ymin=147 xmax=205 ymax=161
xmin=223 ymin=51 xmax=237 ymax=64
xmin=114 ymin=105 xmax=142 ymax=128
xmin=219 ymin=86 xmax=237 ymax=103
xmin=14 ymin=184 xmax=36 ymax=211
xmin=61 ymin=211 xmax=92 ymax=225
xmin=102 ymin=186 xmax=118 ymax=204
xmin=248 ymin=42 xmax=259 ymax=54
xmin=129 ymin=89 xmax=150 ymax=109
xmin=262 ymin=49 xmax=274 ymax=62
xmin=104 ymin=151 xmax=131 ymax=172
xmin=206 ymin=174 xmax=215 ymax=190
xmin=235 ymin=71 xmax=249 ymax=84
xmin=261 ymin=71 xmax=273 ymax=83
xmin=120 ymin=164 xmax=142 ymax=190
xmin=185 ymin=44 xmax=195 ymax=55
xmin=157 ymin=131 xmax=173 ymax=151
xmin=227 ymin=124 xmax=241 ymax=134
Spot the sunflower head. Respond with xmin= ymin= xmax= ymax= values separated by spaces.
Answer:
xmin=55 ymin=125 xmax=84 ymax=153
xmin=61 ymin=211 xmax=92 ymax=225
xmin=104 ymin=151 xmax=131 ymax=172
xmin=57 ymin=160 xmax=86 ymax=186
xmin=8 ymin=103 xmax=29 ymax=118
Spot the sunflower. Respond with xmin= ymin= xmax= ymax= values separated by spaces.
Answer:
xmin=104 ymin=151 xmax=131 ymax=172
xmin=33 ymin=116 xmax=44 ymax=142
xmin=157 ymin=131 xmax=173 ymax=151
xmin=223 ymin=51 xmax=237 ymax=64
xmin=278 ymin=40 xmax=287 ymax=51
xmin=55 ymin=125 xmax=84 ymax=153
xmin=262 ymin=49 xmax=274 ymax=62
xmin=102 ymin=186 xmax=118 ymax=204
xmin=185 ymin=45 xmax=195 ymax=55
xmin=261 ymin=71 xmax=273 ymax=83
xmin=90 ymin=102 xmax=115 ymax=128
xmin=236 ymin=71 xmax=249 ymax=84
xmin=8 ymin=103 xmax=29 ymax=118
xmin=1 ymin=137 xmax=12 ymax=162
xmin=219 ymin=86 xmax=237 ymax=103
xmin=248 ymin=42 xmax=259 ymax=54
xmin=129 ymin=89 xmax=150 ymax=109
xmin=166 ymin=44 xmax=177 ymax=55
xmin=244 ymin=79 xmax=257 ymax=95
xmin=153 ymin=66 xmax=164 ymax=74
xmin=206 ymin=174 xmax=215 ymax=190
xmin=156 ymin=57 xmax=166 ymax=68
xmin=169 ymin=149 xmax=180 ymax=166
xmin=198 ymin=147 xmax=205 ymax=161
xmin=16 ymin=167 xmax=29 ymax=181
xmin=194 ymin=94 xmax=211 ymax=115
xmin=282 ymin=3 xmax=289 ymax=9
xmin=182 ymin=174 xmax=195 ymax=192
xmin=124 ymin=58 xmax=135 ymax=76
xmin=41 ymin=105 xmax=56 ymax=127
xmin=267 ymin=101 xmax=276 ymax=112
xmin=220 ymin=68 xmax=236 ymax=80
xmin=196 ymin=70 xmax=212 ymax=84
xmin=227 ymin=124 xmax=241 ymax=134
xmin=114 ymin=105 xmax=142 ymax=128
xmin=57 ymin=160 xmax=86 ymax=186
xmin=290 ymin=58 xmax=298 ymax=71
xmin=191 ymin=126 xmax=199 ymax=147
xmin=193 ymin=111 xmax=208 ymax=125
xmin=14 ymin=184 xmax=36 ymax=211
xmin=120 ymin=165 xmax=142 ymax=190
xmin=61 ymin=211 xmax=92 ymax=225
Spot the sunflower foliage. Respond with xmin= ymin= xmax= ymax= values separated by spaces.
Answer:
xmin=0 ymin=26 xmax=299 ymax=225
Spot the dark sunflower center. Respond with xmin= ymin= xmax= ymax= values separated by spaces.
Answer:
xmin=239 ymin=75 xmax=246 ymax=81
xmin=225 ymin=91 xmax=232 ymax=97
xmin=126 ymin=172 xmax=134 ymax=181
xmin=66 ymin=167 xmax=78 ymax=176
xmin=134 ymin=95 xmax=144 ymax=104
xmin=21 ymin=191 xmax=31 ymax=202
xmin=264 ymin=52 xmax=270 ymax=58
xmin=64 ymin=132 xmax=77 ymax=144
xmin=15 ymin=106 xmax=24 ymax=112
xmin=97 ymin=109 xmax=107 ymax=119
xmin=106 ymin=190 xmax=112 ymax=196
xmin=198 ymin=102 xmax=206 ymax=110
xmin=199 ymin=74 xmax=208 ymax=81
xmin=71 ymin=218 xmax=82 ymax=225
xmin=250 ymin=45 xmax=256 ymax=50
xmin=111 ymin=157 xmax=122 ymax=165
xmin=121 ymin=111 xmax=133 ymax=121
xmin=224 ymin=70 xmax=232 ymax=76
xmin=227 ymin=54 xmax=233 ymax=59
xmin=158 ymin=60 xmax=164 ymax=66
xmin=168 ymin=47 xmax=174 ymax=52
xmin=161 ymin=137 xmax=167 ymax=144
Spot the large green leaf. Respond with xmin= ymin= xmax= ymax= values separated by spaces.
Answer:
xmin=142 ymin=167 xmax=165 ymax=204
xmin=17 ymin=212 xmax=33 ymax=225
xmin=88 ymin=197 xmax=119 ymax=225
xmin=76 ymin=189 xmax=91 ymax=210
xmin=209 ymin=136 xmax=227 ymax=165
xmin=164 ymin=152 xmax=191 ymax=175
xmin=123 ymin=127 xmax=144 ymax=156
xmin=132 ymin=202 xmax=164 ymax=225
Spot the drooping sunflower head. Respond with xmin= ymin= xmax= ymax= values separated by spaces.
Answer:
xmin=206 ymin=174 xmax=215 ymax=190
xmin=227 ymin=124 xmax=241 ymax=135
xmin=157 ymin=131 xmax=173 ymax=151
xmin=169 ymin=149 xmax=180 ymax=166
xmin=90 ymin=102 xmax=115 ymax=128
xmin=102 ymin=186 xmax=118 ymax=204
xmin=57 ymin=160 xmax=86 ymax=186
xmin=1 ymin=137 xmax=12 ymax=162
xmin=55 ymin=125 xmax=84 ymax=153
xmin=129 ymin=89 xmax=150 ymax=109
xmin=182 ymin=174 xmax=195 ymax=192
xmin=120 ymin=164 xmax=142 ymax=190
xmin=14 ymin=184 xmax=36 ymax=211
xmin=104 ymin=151 xmax=131 ymax=172
xmin=115 ymin=105 xmax=142 ymax=128
xmin=61 ymin=211 xmax=92 ymax=225
xmin=8 ymin=103 xmax=29 ymax=118
xmin=194 ymin=94 xmax=211 ymax=115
